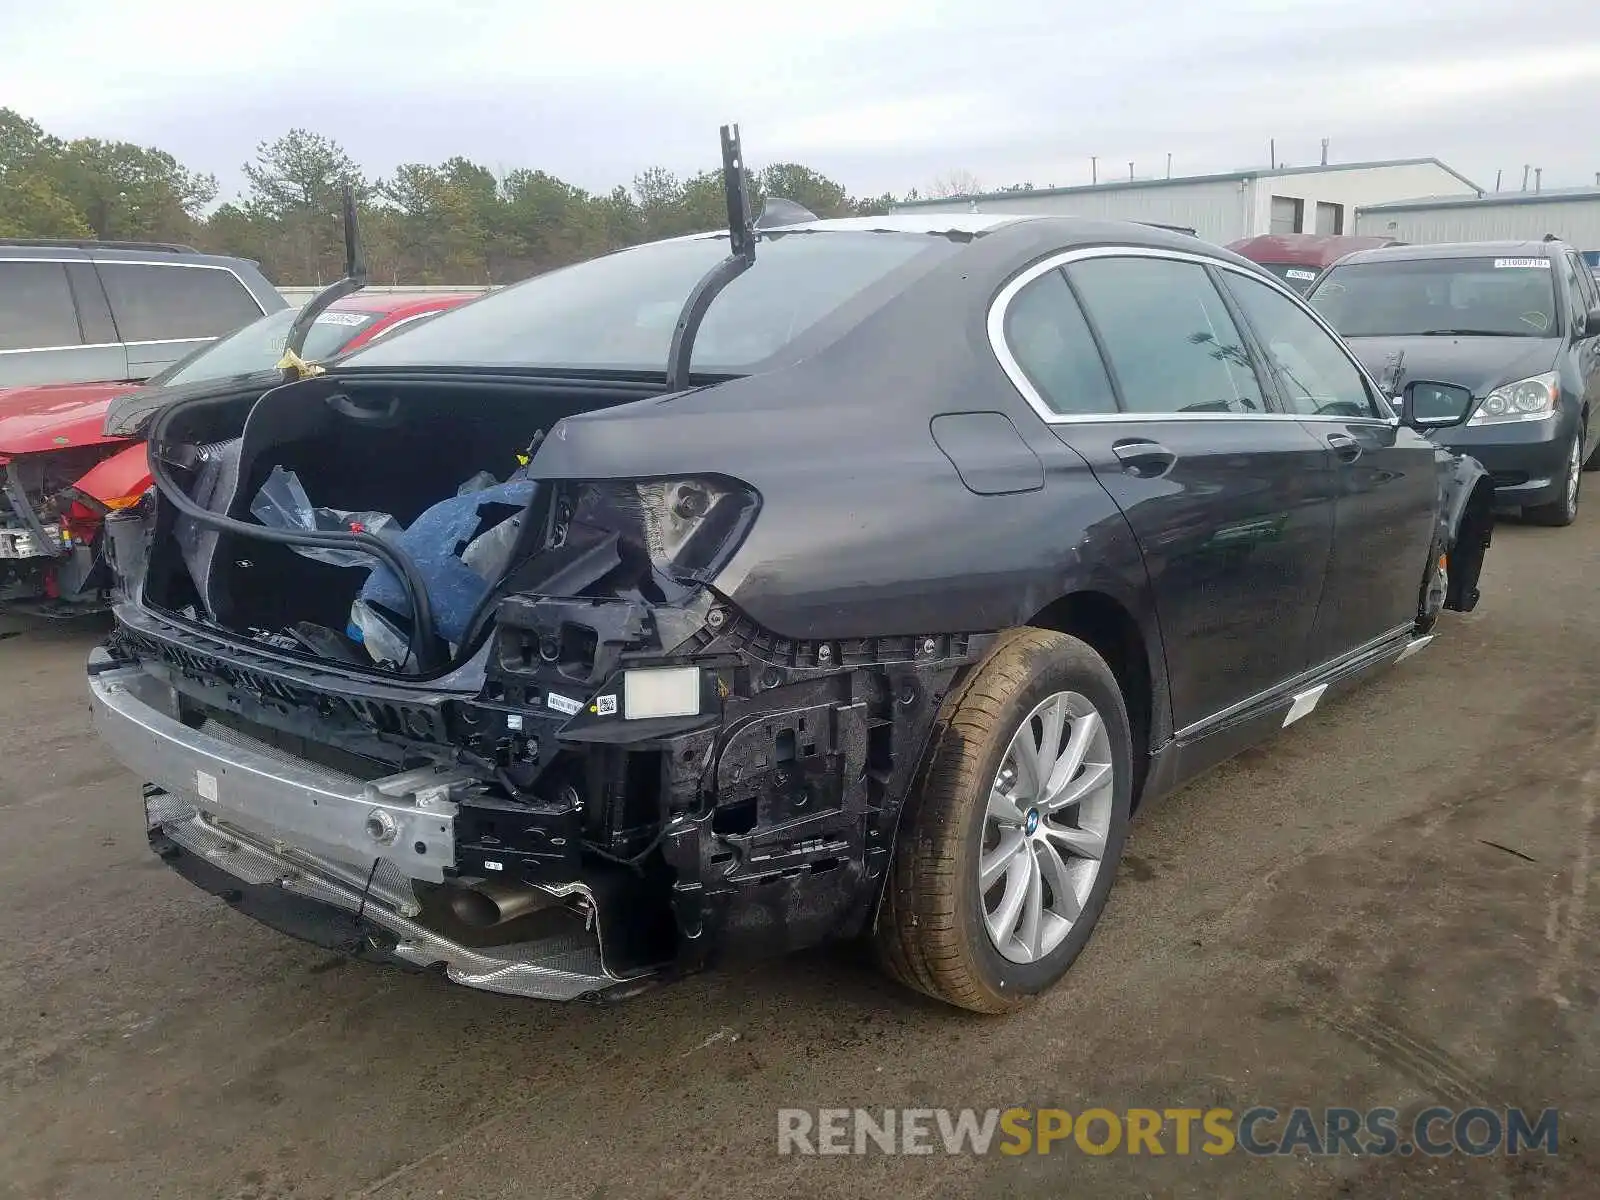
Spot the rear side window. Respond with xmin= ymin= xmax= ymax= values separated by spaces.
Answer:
xmin=1223 ymin=271 xmax=1382 ymax=419
xmin=1002 ymin=269 xmax=1117 ymax=415
xmin=1067 ymin=257 xmax=1267 ymax=415
xmin=0 ymin=261 xmax=82 ymax=351
xmin=1573 ymin=253 xmax=1600 ymax=316
xmin=96 ymin=263 xmax=262 ymax=342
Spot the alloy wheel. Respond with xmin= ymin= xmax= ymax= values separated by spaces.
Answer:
xmin=979 ymin=690 xmax=1116 ymax=964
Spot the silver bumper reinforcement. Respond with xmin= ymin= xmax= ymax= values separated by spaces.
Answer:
xmin=90 ymin=662 xmax=638 ymax=1001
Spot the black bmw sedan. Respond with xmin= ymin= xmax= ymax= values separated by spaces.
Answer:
xmin=86 ymin=162 xmax=1500 ymax=1013
xmin=1308 ymin=239 xmax=1600 ymax=526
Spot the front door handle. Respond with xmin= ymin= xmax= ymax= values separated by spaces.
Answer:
xmin=1112 ymin=439 xmax=1177 ymax=478
xmin=1325 ymin=432 xmax=1362 ymax=463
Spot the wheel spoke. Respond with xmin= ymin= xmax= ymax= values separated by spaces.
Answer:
xmin=1017 ymin=847 xmax=1045 ymax=959
xmin=980 ymin=828 xmax=1026 ymax=890
xmin=1042 ymin=710 xmax=1101 ymax=807
xmin=1035 ymin=838 xmax=1082 ymax=921
xmin=1008 ymin=723 xmax=1043 ymax=800
xmin=1042 ymin=822 xmax=1106 ymax=861
xmin=1042 ymin=760 xmax=1112 ymax=813
xmin=985 ymin=853 xmax=1032 ymax=948
xmin=1033 ymin=696 xmax=1066 ymax=801
xmin=987 ymin=787 xmax=1025 ymax=827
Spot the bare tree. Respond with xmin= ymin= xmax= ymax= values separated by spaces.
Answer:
xmin=925 ymin=169 xmax=983 ymax=199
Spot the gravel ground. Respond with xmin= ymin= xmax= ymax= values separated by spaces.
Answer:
xmin=0 ymin=513 xmax=1594 ymax=1199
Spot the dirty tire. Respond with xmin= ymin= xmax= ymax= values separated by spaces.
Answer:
xmin=875 ymin=627 xmax=1132 ymax=1014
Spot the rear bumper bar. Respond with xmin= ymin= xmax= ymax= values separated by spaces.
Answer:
xmin=89 ymin=659 xmax=463 ymax=882
xmin=90 ymin=655 xmax=641 ymax=1001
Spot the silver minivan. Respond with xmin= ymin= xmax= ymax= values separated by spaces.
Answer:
xmin=0 ymin=240 xmax=288 ymax=388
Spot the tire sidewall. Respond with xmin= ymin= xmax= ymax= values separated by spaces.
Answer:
xmin=953 ymin=642 xmax=1134 ymax=1000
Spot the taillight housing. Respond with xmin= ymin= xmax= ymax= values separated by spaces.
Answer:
xmin=562 ymin=476 xmax=759 ymax=585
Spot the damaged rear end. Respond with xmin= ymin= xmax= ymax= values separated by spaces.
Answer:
xmin=91 ymin=366 xmax=969 ymax=1000
xmin=89 ymin=132 xmax=980 ymax=1000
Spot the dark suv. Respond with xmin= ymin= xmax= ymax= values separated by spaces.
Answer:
xmin=0 ymin=239 xmax=286 ymax=388
xmin=1308 ymin=239 xmax=1600 ymax=525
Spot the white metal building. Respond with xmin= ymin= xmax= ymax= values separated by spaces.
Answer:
xmin=1355 ymin=188 xmax=1600 ymax=252
xmin=890 ymin=159 xmax=1481 ymax=246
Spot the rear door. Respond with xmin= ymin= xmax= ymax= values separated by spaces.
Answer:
xmin=93 ymin=261 xmax=267 ymax=378
xmin=0 ymin=259 xmax=129 ymax=386
xmin=1001 ymin=249 xmax=1338 ymax=732
xmin=1219 ymin=267 xmax=1437 ymax=661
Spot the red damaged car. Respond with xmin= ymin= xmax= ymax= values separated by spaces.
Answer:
xmin=0 ymin=292 xmax=476 ymax=614
xmin=1225 ymin=233 xmax=1406 ymax=295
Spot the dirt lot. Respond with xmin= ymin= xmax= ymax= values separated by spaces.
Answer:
xmin=1 ymin=514 xmax=1595 ymax=1199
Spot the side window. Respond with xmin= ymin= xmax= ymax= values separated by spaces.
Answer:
xmin=1223 ymin=271 xmax=1382 ymax=419
xmin=1566 ymin=253 xmax=1599 ymax=327
xmin=0 ymin=261 xmax=82 ymax=351
xmin=1066 ymin=256 xmax=1267 ymax=414
xmin=96 ymin=263 xmax=262 ymax=342
xmin=1557 ymin=254 xmax=1589 ymax=338
xmin=1002 ymin=269 xmax=1118 ymax=415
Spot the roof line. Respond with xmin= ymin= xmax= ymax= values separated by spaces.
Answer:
xmin=892 ymin=157 xmax=1482 ymax=210
xmin=1358 ymin=187 xmax=1600 ymax=214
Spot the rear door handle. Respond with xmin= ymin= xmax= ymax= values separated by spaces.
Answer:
xmin=1325 ymin=432 xmax=1362 ymax=463
xmin=1111 ymin=439 xmax=1177 ymax=478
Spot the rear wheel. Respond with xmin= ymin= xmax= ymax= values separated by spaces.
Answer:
xmin=1526 ymin=434 xmax=1582 ymax=526
xmin=875 ymin=628 xmax=1132 ymax=1013
xmin=1414 ymin=544 xmax=1448 ymax=636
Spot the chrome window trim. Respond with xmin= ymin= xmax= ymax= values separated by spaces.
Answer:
xmin=0 ymin=342 xmax=121 ymax=355
xmin=987 ymin=243 xmax=1400 ymax=427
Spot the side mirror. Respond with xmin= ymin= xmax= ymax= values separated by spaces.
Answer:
xmin=1583 ymin=308 xmax=1600 ymax=338
xmin=1403 ymin=381 xmax=1475 ymax=429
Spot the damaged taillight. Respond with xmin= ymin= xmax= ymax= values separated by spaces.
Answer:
xmin=60 ymin=498 xmax=103 ymax=542
xmin=565 ymin=476 xmax=758 ymax=584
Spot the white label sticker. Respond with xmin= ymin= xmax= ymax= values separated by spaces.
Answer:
xmin=196 ymin=770 xmax=219 ymax=802
xmin=484 ymin=859 xmax=504 ymax=871
xmin=595 ymin=694 xmax=618 ymax=716
xmin=1494 ymin=258 xmax=1550 ymax=269
xmin=505 ymin=713 xmax=524 ymax=731
xmin=1285 ymin=268 xmax=1317 ymax=281
xmin=313 ymin=310 xmax=372 ymax=326
xmin=546 ymin=691 xmax=583 ymax=716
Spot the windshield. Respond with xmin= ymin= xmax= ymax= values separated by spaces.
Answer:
xmin=145 ymin=307 xmax=382 ymax=387
xmin=1258 ymin=263 xmax=1322 ymax=294
xmin=1309 ymin=256 xmax=1559 ymax=338
xmin=341 ymin=231 xmax=964 ymax=374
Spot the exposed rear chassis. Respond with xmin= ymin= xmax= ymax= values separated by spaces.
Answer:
xmin=93 ymin=582 xmax=985 ymax=998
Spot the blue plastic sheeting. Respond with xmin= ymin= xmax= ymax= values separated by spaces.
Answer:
xmin=358 ymin=479 xmax=537 ymax=645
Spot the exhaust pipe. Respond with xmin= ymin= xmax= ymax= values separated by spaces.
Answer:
xmin=447 ymin=881 xmax=555 ymax=928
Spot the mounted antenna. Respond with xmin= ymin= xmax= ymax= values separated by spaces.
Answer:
xmin=278 ymin=181 xmax=369 ymax=380
xmin=664 ymin=125 xmax=758 ymax=391
xmin=755 ymin=196 xmax=818 ymax=229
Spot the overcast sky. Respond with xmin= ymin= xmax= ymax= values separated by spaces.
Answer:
xmin=3 ymin=0 xmax=1597 ymax=202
